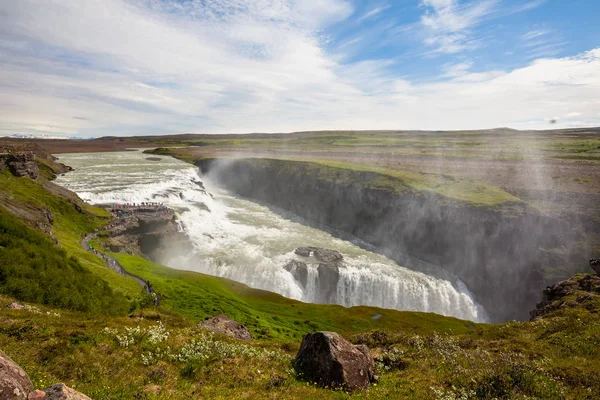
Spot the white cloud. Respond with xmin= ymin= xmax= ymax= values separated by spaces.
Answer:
xmin=419 ymin=0 xmax=498 ymax=53
xmin=0 ymin=0 xmax=598 ymax=136
xmin=522 ymin=29 xmax=551 ymax=41
xmin=357 ymin=5 xmax=389 ymax=23
xmin=521 ymin=27 xmax=566 ymax=58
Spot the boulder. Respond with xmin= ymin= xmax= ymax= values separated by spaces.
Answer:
xmin=313 ymin=248 xmax=343 ymax=263
xmin=27 ymin=390 xmax=45 ymax=400
xmin=44 ymin=383 xmax=91 ymax=400
xmin=294 ymin=247 xmax=343 ymax=263
xmin=6 ymin=303 xmax=25 ymax=310
xmin=0 ymin=349 xmax=34 ymax=400
xmin=294 ymin=332 xmax=375 ymax=391
xmin=284 ymin=260 xmax=309 ymax=288
xmin=198 ymin=314 xmax=252 ymax=341
xmin=590 ymin=258 xmax=600 ymax=275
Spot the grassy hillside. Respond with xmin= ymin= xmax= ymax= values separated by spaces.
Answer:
xmin=0 ymin=268 xmax=598 ymax=399
xmin=0 ymin=207 xmax=127 ymax=314
xmin=0 ymin=169 xmax=144 ymax=300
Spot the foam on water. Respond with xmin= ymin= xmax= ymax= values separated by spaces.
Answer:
xmin=55 ymin=150 xmax=488 ymax=322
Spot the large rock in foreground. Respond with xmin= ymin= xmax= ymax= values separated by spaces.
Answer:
xmin=198 ymin=314 xmax=252 ymax=341
xmin=43 ymin=383 xmax=91 ymax=400
xmin=0 ymin=350 xmax=34 ymax=400
xmin=294 ymin=332 xmax=374 ymax=391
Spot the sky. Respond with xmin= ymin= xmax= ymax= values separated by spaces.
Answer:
xmin=0 ymin=0 xmax=599 ymax=137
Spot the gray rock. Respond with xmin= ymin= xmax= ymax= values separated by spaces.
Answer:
xmin=313 ymin=248 xmax=343 ymax=263
xmin=294 ymin=332 xmax=375 ymax=392
xmin=198 ymin=314 xmax=252 ymax=341
xmin=6 ymin=153 xmax=39 ymax=180
xmin=316 ymin=263 xmax=341 ymax=304
xmin=284 ymin=260 xmax=309 ymax=288
xmin=44 ymin=383 xmax=91 ymax=400
xmin=294 ymin=247 xmax=343 ymax=263
xmin=0 ymin=349 xmax=34 ymax=400
xmin=6 ymin=303 xmax=25 ymax=310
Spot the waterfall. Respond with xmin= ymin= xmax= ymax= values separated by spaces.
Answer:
xmin=55 ymin=150 xmax=489 ymax=322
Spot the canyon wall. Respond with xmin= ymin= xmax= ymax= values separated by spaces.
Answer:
xmin=197 ymin=158 xmax=587 ymax=322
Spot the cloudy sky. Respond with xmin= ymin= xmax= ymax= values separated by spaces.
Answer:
xmin=0 ymin=0 xmax=599 ymax=137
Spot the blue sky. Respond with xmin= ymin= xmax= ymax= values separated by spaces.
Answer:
xmin=0 ymin=0 xmax=599 ymax=137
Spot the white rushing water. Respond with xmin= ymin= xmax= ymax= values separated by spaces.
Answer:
xmin=55 ymin=150 xmax=488 ymax=322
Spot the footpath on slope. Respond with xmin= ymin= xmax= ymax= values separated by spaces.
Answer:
xmin=81 ymin=203 xmax=164 ymax=306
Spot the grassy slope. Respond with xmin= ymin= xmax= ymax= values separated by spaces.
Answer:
xmin=0 ymin=170 xmax=142 ymax=299
xmin=0 ymin=272 xmax=598 ymax=400
xmin=0 ymin=207 xmax=128 ymax=314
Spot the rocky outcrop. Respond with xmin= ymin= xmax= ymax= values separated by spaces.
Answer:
xmin=316 ymin=263 xmax=341 ymax=304
xmin=530 ymin=269 xmax=600 ymax=320
xmin=0 ymin=350 xmax=34 ymax=400
xmin=284 ymin=260 xmax=309 ymax=288
xmin=198 ymin=314 xmax=253 ymax=341
xmin=295 ymin=247 xmax=343 ymax=263
xmin=286 ymin=247 xmax=346 ymax=303
xmin=3 ymin=153 xmax=39 ymax=179
xmin=0 ymin=142 xmax=71 ymax=180
xmin=43 ymin=383 xmax=91 ymax=400
xmin=591 ymin=258 xmax=600 ymax=274
xmin=6 ymin=303 xmax=25 ymax=310
xmin=101 ymin=206 xmax=191 ymax=258
xmin=294 ymin=332 xmax=375 ymax=391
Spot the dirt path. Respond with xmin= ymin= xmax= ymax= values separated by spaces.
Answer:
xmin=81 ymin=232 xmax=160 ymax=306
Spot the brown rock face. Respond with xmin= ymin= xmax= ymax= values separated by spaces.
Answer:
xmin=44 ymin=383 xmax=91 ymax=400
xmin=0 ymin=350 xmax=34 ymax=400
xmin=198 ymin=314 xmax=252 ymax=341
xmin=294 ymin=331 xmax=375 ymax=392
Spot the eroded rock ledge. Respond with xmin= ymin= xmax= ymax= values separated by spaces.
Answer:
xmin=99 ymin=205 xmax=192 ymax=260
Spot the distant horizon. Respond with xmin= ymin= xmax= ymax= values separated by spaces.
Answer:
xmin=1 ymin=0 xmax=599 ymax=138
xmin=4 ymin=125 xmax=600 ymax=141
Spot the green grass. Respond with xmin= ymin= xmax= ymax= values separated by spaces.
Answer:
xmin=0 ymin=207 xmax=128 ymax=314
xmin=0 ymin=170 xmax=150 ymax=300
xmin=0 ymin=271 xmax=598 ymax=399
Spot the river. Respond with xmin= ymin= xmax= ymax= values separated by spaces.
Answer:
xmin=55 ymin=150 xmax=488 ymax=322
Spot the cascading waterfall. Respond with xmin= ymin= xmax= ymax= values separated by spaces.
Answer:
xmin=55 ymin=150 xmax=489 ymax=322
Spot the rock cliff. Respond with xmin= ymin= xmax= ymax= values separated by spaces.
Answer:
xmin=197 ymin=158 xmax=589 ymax=322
